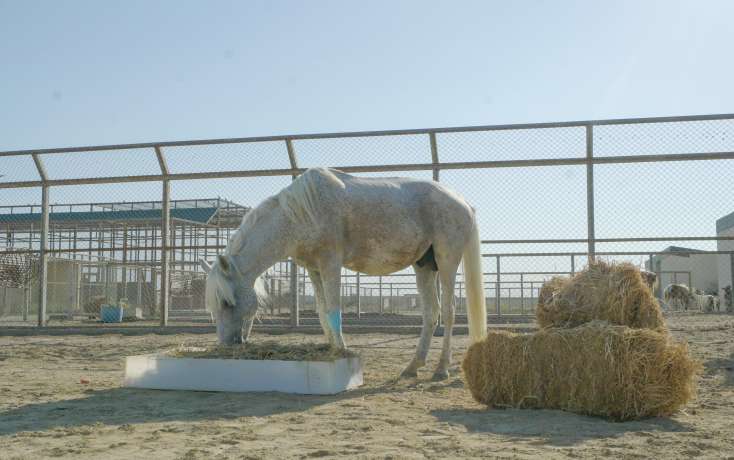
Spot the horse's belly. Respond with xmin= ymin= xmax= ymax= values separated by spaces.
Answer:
xmin=343 ymin=241 xmax=426 ymax=276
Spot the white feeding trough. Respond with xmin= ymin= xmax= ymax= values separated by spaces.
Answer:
xmin=123 ymin=346 xmax=363 ymax=395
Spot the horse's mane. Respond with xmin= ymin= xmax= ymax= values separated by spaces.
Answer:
xmin=226 ymin=196 xmax=279 ymax=256
xmin=226 ymin=168 xmax=345 ymax=256
xmin=277 ymin=167 xmax=345 ymax=229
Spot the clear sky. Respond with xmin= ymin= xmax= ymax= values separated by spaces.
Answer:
xmin=2 ymin=0 xmax=734 ymax=273
xmin=1 ymin=0 xmax=733 ymax=149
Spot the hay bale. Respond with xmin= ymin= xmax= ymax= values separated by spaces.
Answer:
xmin=461 ymin=321 xmax=700 ymax=421
xmin=536 ymin=260 xmax=666 ymax=331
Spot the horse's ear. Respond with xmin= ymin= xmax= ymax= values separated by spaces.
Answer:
xmin=199 ymin=259 xmax=212 ymax=274
xmin=217 ymin=255 xmax=231 ymax=274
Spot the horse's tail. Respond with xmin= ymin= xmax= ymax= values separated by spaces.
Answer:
xmin=463 ymin=217 xmax=487 ymax=343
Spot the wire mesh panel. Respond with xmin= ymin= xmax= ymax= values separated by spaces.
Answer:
xmin=593 ymin=119 xmax=734 ymax=157
xmin=1 ymin=183 xmax=42 ymax=325
xmin=2 ymin=114 xmax=734 ymax=330
xmin=0 ymin=250 xmax=39 ymax=325
xmin=40 ymin=148 xmax=160 ymax=180
xmin=165 ymin=141 xmax=291 ymax=173
xmin=437 ymin=126 xmax=586 ymax=162
xmin=294 ymin=134 xmax=431 ymax=168
xmin=0 ymin=155 xmax=41 ymax=183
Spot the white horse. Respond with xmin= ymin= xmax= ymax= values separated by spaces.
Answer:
xmin=199 ymin=167 xmax=487 ymax=379
xmin=663 ymin=284 xmax=718 ymax=312
xmin=664 ymin=284 xmax=693 ymax=310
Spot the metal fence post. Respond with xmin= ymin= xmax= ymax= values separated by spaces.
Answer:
xmin=286 ymin=139 xmax=300 ymax=327
xmin=520 ymin=273 xmax=524 ymax=314
xmin=429 ymin=131 xmax=443 ymax=319
xmin=38 ymin=185 xmax=49 ymax=326
xmin=379 ymin=276 xmax=383 ymax=313
xmin=356 ymin=271 xmax=361 ymax=319
xmin=429 ymin=132 xmax=440 ymax=182
xmin=32 ymin=154 xmax=49 ymax=327
xmin=289 ymin=261 xmax=299 ymax=327
xmin=495 ymin=256 xmax=501 ymax=316
xmin=155 ymin=147 xmax=170 ymax=326
xmin=585 ymin=125 xmax=596 ymax=261
xmin=571 ymin=254 xmax=576 ymax=274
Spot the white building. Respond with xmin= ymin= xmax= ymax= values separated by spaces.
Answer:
xmin=716 ymin=211 xmax=734 ymax=304
xmin=646 ymin=246 xmax=719 ymax=296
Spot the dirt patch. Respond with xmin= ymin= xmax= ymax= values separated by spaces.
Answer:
xmin=1 ymin=314 xmax=733 ymax=459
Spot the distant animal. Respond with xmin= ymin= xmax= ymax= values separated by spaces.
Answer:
xmin=703 ymin=294 xmax=720 ymax=312
xmin=639 ymin=270 xmax=657 ymax=291
xmin=199 ymin=167 xmax=487 ymax=380
xmin=664 ymin=284 xmax=693 ymax=310
xmin=663 ymin=284 xmax=719 ymax=312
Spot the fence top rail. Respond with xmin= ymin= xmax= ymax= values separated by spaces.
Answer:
xmin=2 ymin=113 xmax=733 ymax=157
xmin=4 ymin=150 xmax=734 ymax=190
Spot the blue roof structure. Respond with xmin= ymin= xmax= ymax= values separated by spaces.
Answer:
xmin=0 ymin=207 xmax=218 ymax=225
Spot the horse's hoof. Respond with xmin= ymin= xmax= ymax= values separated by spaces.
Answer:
xmin=432 ymin=370 xmax=450 ymax=381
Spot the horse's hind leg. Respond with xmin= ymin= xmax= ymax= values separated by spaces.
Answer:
xmin=433 ymin=258 xmax=460 ymax=381
xmin=400 ymin=264 xmax=440 ymax=378
xmin=307 ymin=269 xmax=334 ymax=345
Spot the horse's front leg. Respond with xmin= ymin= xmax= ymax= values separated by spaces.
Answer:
xmin=320 ymin=263 xmax=347 ymax=351
xmin=242 ymin=316 xmax=255 ymax=343
xmin=307 ymin=269 xmax=334 ymax=345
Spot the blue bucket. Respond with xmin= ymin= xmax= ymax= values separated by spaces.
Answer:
xmin=100 ymin=304 xmax=124 ymax=323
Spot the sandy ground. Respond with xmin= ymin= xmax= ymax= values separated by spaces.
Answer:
xmin=1 ymin=314 xmax=733 ymax=459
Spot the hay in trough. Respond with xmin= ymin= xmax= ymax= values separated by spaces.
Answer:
xmin=167 ymin=341 xmax=357 ymax=362
xmin=461 ymin=321 xmax=700 ymax=421
xmin=536 ymin=260 xmax=666 ymax=331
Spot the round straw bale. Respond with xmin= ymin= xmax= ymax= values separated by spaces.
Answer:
xmin=536 ymin=260 xmax=666 ymax=331
xmin=461 ymin=321 xmax=700 ymax=421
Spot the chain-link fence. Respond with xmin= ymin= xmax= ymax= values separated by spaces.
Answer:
xmin=2 ymin=113 xmax=734 ymax=329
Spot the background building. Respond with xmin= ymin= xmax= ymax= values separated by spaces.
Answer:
xmin=646 ymin=246 xmax=720 ymax=296
xmin=0 ymin=198 xmax=249 ymax=321
xmin=717 ymin=211 xmax=734 ymax=307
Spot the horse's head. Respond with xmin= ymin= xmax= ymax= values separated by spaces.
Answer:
xmin=200 ymin=255 xmax=267 ymax=345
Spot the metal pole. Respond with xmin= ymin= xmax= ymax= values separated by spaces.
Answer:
xmin=38 ymin=185 xmax=49 ymax=326
xmin=429 ymin=132 xmax=440 ymax=181
xmin=571 ymin=255 xmax=575 ymax=274
xmin=495 ymin=256 xmax=501 ymax=316
xmin=379 ymin=275 xmax=383 ymax=314
xmin=585 ymin=125 xmax=596 ymax=261
xmin=285 ymin=138 xmax=300 ymax=327
xmin=160 ymin=179 xmax=170 ymax=325
xmin=289 ymin=260 xmax=299 ymax=327
xmin=356 ymin=271 xmax=361 ymax=319
xmin=155 ymin=146 xmax=170 ymax=326
xmin=520 ymin=273 xmax=524 ymax=314
xmin=389 ymin=283 xmax=393 ymax=313
xmin=458 ymin=278 xmax=463 ymax=313
xmin=32 ymin=154 xmax=49 ymax=327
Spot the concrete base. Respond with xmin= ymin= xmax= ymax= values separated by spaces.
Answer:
xmin=123 ymin=353 xmax=363 ymax=395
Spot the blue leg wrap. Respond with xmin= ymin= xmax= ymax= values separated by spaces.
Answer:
xmin=327 ymin=310 xmax=342 ymax=333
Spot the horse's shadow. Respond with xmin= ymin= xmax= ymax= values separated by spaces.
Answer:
xmin=0 ymin=382 xmax=409 ymax=437
xmin=430 ymin=407 xmax=693 ymax=447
